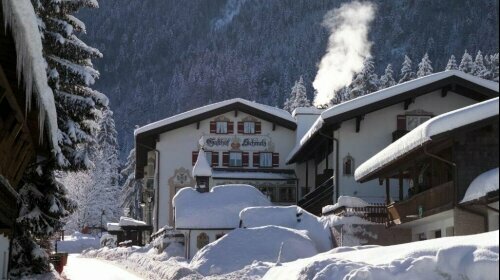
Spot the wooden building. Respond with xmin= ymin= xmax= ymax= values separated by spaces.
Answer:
xmin=355 ymin=98 xmax=499 ymax=241
xmin=1 ymin=1 xmax=60 ymax=277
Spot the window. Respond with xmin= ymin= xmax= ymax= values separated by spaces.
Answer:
xmin=229 ymin=152 xmax=242 ymax=167
xmin=197 ymin=232 xmax=209 ymax=249
xmin=215 ymin=233 xmax=225 ymax=240
xmin=205 ymin=151 xmax=213 ymax=166
xmin=216 ymin=122 xmax=228 ymax=134
xmin=279 ymin=187 xmax=296 ymax=203
xmin=406 ymin=115 xmax=432 ymax=131
xmin=434 ymin=230 xmax=442 ymax=238
xmin=259 ymin=152 xmax=273 ymax=168
xmin=343 ymin=154 xmax=355 ymax=176
xmin=244 ymin=122 xmax=255 ymax=134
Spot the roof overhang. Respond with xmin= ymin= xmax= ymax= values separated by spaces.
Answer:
xmin=135 ymin=100 xmax=297 ymax=179
xmin=287 ymin=73 xmax=499 ymax=164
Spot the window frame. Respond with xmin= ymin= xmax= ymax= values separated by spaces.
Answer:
xmin=406 ymin=115 xmax=432 ymax=131
xmin=216 ymin=121 xmax=228 ymax=134
xmin=243 ymin=121 xmax=256 ymax=134
xmin=229 ymin=152 xmax=243 ymax=167
xmin=259 ymin=152 xmax=273 ymax=168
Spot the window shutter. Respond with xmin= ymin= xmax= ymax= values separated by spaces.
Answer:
xmin=227 ymin=122 xmax=234 ymax=134
xmin=210 ymin=121 xmax=216 ymax=134
xmin=272 ymin=153 xmax=279 ymax=167
xmin=242 ymin=152 xmax=249 ymax=167
xmin=237 ymin=122 xmax=244 ymax=134
xmin=222 ymin=152 xmax=230 ymax=167
xmin=253 ymin=152 xmax=260 ymax=167
xmin=255 ymin=122 xmax=262 ymax=134
xmin=212 ymin=152 xmax=219 ymax=167
xmin=192 ymin=151 xmax=199 ymax=166
xmin=397 ymin=115 xmax=406 ymax=130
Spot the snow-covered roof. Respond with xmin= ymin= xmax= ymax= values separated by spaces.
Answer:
xmin=287 ymin=71 xmax=499 ymax=164
xmin=212 ymin=170 xmax=296 ymax=180
xmin=192 ymin=149 xmax=212 ymax=177
xmin=2 ymin=0 xmax=61 ymax=159
xmin=321 ymin=196 xmax=371 ymax=214
xmin=118 ymin=216 xmax=147 ymax=227
xmin=355 ymin=98 xmax=499 ymax=181
xmin=135 ymin=98 xmax=295 ymax=136
xmin=461 ymin=168 xmax=499 ymax=204
xmin=106 ymin=223 xmax=121 ymax=231
xmin=173 ymin=184 xmax=272 ymax=229
xmin=292 ymin=107 xmax=323 ymax=117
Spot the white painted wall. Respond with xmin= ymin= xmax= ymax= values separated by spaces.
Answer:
xmin=400 ymin=210 xmax=455 ymax=241
xmin=0 ymin=234 xmax=8 ymax=279
xmin=488 ymin=201 xmax=499 ymax=231
xmin=331 ymin=90 xmax=478 ymax=203
xmin=292 ymin=108 xmax=323 ymax=143
xmin=154 ymin=111 xmax=296 ymax=228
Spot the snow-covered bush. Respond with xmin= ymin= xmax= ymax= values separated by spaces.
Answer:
xmin=189 ymin=225 xmax=318 ymax=276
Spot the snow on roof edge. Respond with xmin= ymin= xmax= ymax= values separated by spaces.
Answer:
xmin=134 ymin=98 xmax=295 ymax=136
xmin=2 ymin=0 xmax=62 ymax=163
xmin=287 ymin=71 xmax=499 ymax=164
xmin=355 ymin=97 xmax=500 ymax=181
xmin=460 ymin=168 xmax=499 ymax=204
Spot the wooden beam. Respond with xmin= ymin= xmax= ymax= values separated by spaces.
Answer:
xmin=403 ymin=98 xmax=415 ymax=110
xmin=399 ymin=171 xmax=404 ymax=201
xmin=441 ymin=85 xmax=451 ymax=98
xmin=272 ymin=123 xmax=276 ymax=131
xmin=234 ymin=110 xmax=238 ymax=117
xmin=0 ymin=85 xmax=5 ymax=103
xmin=385 ymin=178 xmax=391 ymax=204
xmin=196 ymin=122 xmax=200 ymax=130
xmin=355 ymin=115 xmax=365 ymax=133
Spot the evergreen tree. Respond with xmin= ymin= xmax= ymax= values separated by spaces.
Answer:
xmin=379 ymin=64 xmax=396 ymax=89
xmin=399 ymin=55 xmax=416 ymax=83
xmin=121 ymin=149 xmax=141 ymax=219
xmin=459 ymin=50 xmax=475 ymax=74
xmin=445 ymin=55 xmax=458 ymax=70
xmin=473 ymin=50 xmax=487 ymax=78
xmin=349 ymin=58 xmax=379 ymax=99
xmin=283 ymin=76 xmax=310 ymax=112
xmin=416 ymin=53 xmax=433 ymax=77
xmin=490 ymin=53 xmax=499 ymax=82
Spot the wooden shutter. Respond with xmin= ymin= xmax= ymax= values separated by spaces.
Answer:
xmin=237 ymin=122 xmax=244 ymax=134
xmin=192 ymin=151 xmax=199 ymax=166
xmin=210 ymin=121 xmax=216 ymax=134
xmin=242 ymin=152 xmax=249 ymax=167
xmin=255 ymin=122 xmax=262 ymax=134
xmin=397 ymin=115 xmax=406 ymax=130
xmin=253 ymin=153 xmax=260 ymax=167
xmin=222 ymin=152 xmax=230 ymax=167
xmin=227 ymin=122 xmax=234 ymax=134
xmin=272 ymin=153 xmax=279 ymax=167
xmin=212 ymin=152 xmax=219 ymax=167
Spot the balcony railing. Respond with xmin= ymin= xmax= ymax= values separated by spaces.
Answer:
xmin=298 ymin=177 xmax=334 ymax=216
xmin=324 ymin=204 xmax=388 ymax=224
xmin=387 ymin=181 xmax=454 ymax=225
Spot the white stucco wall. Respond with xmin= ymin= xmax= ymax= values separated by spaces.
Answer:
xmin=0 ymin=234 xmax=9 ymax=279
xmin=332 ymin=90 xmax=478 ymax=203
xmin=407 ymin=210 xmax=455 ymax=241
xmin=155 ymin=111 xmax=296 ymax=228
xmin=488 ymin=201 xmax=499 ymax=231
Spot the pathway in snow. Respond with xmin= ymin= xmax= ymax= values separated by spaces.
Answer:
xmin=63 ymin=254 xmax=144 ymax=280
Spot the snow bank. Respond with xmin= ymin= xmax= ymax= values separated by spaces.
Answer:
xmin=263 ymin=231 xmax=499 ymax=280
xmin=240 ymin=206 xmax=332 ymax=252
xmin=322 ymin=196 xmax=371 ymax=214
xmin=173 ymin=184 xmax=272 ymax=229
xmin=56 ymin=233 xmax=100 ymax=253
xmin=355 ymin=97 xmax=499 ymax=181
xmin=119 ymin=216 xmax=147 ymax=226
xmin=461 ymin=168 xmax=499 ymax=204
xmin=135 ymin=98 xmax=295 ymax=136
xmin=189 ymin=225 xmax=318 ymax=276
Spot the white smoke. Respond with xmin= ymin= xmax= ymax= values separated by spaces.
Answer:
xmin=313 ymin=1 xmax=376 ymax=106
xmin=213 ymin=0 xmax=249 ymax=30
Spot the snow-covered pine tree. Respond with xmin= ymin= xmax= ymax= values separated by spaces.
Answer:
xmin=489 ymin=53 xmax=499 ymax=82
xmin=398 ymin=55 xmax=416 ymax=83
xmin=33 ymin=0 xmax=108 ymax=171
xmin=121 ymin=149 xmax=141 ymax=219
xmin=445 ymin=55 xmax=458 ymax=70
xmin=416 ymin=53 xmax=433 ymax=77
xmin=473 ymin=51 xmax=487 ymax=78
xmin=349 ymin=58 xmax=379 ymax=99
xmin=458 ymin=50 xmax=475 ymax=74
xmin=283 ymin=76 xmax=310 ymax=112
xmin=10 ymin=165 xmax=77 ymax=276
xmin=379 ymin=64 xmax=396 ymax=89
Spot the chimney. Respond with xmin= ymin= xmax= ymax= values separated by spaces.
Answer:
xmin=292 ymin=107 xmax=324 ymax=143
xmin=192 ymin=148 xmax=212 ymax=193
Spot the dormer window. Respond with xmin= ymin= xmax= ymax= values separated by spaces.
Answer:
xmin=216 ymin=122 xmax=228 ymax=134
xmin=244 ymin=122 xmax=255 ymax=134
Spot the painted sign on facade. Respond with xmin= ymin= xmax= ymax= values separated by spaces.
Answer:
xmin=201 ymin=135 xmax=274 ymax=151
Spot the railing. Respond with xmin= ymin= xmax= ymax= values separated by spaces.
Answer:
xmin=388 ymin=181 xmax=454 ymax=225
xmin=325 ymin=204 xmax=388 ymax=224
xmin=298 ymin=177 xmax=334 ymax=216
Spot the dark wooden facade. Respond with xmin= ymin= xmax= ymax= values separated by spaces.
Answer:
xmin=0 ymin=6 xmax=50 ymax=233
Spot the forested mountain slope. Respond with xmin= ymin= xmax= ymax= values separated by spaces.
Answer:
xmin=79 ymin=0 xmax=499 ymax=158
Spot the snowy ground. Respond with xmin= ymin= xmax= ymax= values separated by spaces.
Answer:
xmin=56 ymin=232 xmax=100 ymax=253
xmin=63 ymin=254 xmax=143 ymax=280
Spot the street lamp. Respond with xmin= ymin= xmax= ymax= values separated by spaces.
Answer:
xmin=100 ymin=210 xmax=105 ymax=236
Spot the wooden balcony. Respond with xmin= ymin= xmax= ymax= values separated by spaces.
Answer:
xmin=387 ymin=181 xmax=454 ymax=225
